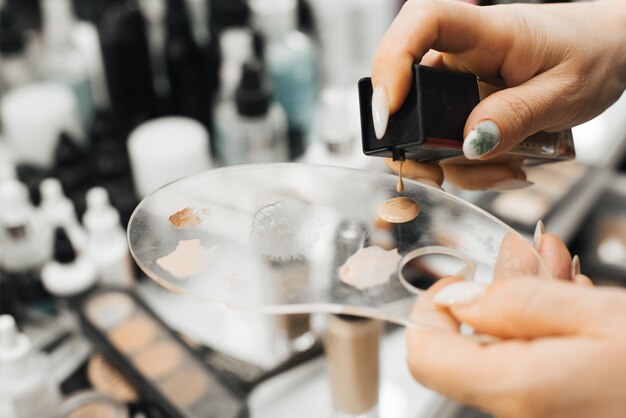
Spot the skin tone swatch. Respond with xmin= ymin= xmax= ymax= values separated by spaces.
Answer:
xmin=156 ymin=239 xmax=217 ymax=279
xmin=339 ymin=246 xmax=401 ymax=290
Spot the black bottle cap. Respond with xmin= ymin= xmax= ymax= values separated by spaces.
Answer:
xmin=252 ymin=30 xmax=265 ymax=60
xmin=358 ymin=64 xmax=480 ymax=162
xmin=53 ymin=227 xmax=76 ymax=264
xmin=236 ymin=60 xmax=270 ymax=117
xmin=210 ymin=0 xmax=249 ymax=32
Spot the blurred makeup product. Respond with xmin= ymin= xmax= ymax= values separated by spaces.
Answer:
xmin=40 ymin=0 xmax=94 ymax=131
xmin=83 ymin=187 xmax=135 ymax=288
xmin=53 ymin=132 xmax=93 ymax=196
xmin=138 ymin=0 xmax=170 ymax=101
xmin=250 ymin=0 xmax=317 ymax=158
xmin=358 ymin=65 xmax=576 ymax=164
xmin=484 ymin=161 xmax=589 ymax=230
xmin=215 ymin=60 xmax=288 ymax=165
xmin=79 ymin=289 xmax=247 ymax=418
xmin=99 ymin=1 xmax=155 ymax=129
xmin=0 ymin=179 xmax=53 ymax=308
xmin=0 ymin=5 xmax=39 ymax=90
xmin=0 ymin=314 xmax=62 ymax=418
xmin=41 ymin=227 xmax=98 ymax=308
xmin=209 ymin=0 xmax=249 ymax=35
xmin=0 ymin=83 xmax=82 ymax=168
xmin=596 ymin=217 xmax=626 ymax=269
xmin=39 ymin=178 xmax=86 ymax=251
xmin=86 ymin=354 xmax=139 ymax=404
xmin=300 ymin=88 xmax=371 ymax=169
xmin=127 ymin=116 xmax=212 ymax=197
xmin=53 ymin=391 xmax=128 ymax=418
xmin=325 ymin=314 xmax=380 ymax=418
xmin=166 ymin=2 xmax=212 ymax=124
xmin=72 ymin=20 xmax=110 ymax=110
xmin=184 ymin=0 xmax=209 ymax=48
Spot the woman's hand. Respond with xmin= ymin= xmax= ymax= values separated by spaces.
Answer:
xmin=405 ymin=229 xmax=619 ymax=418
xmin=372 ymin=0 xmax=626 ymax=160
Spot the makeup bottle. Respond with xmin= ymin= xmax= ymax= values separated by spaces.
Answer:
xmin=184 ymin=0 xmax=209 ymax=48
xmin=216 ymin=60 xmax=288 ymax=165
xmin=127 ymin=117 xmax=212 ymax=197
xmin=82 ymin=187 xmax=135 ymax=288
xmin=98 ymin=1 xmax=155 ymax=130
xmin=250 ymin=0 xmax=317 ymax=159
xmin=325 ymin=314 xmax=381 ymax=418
xmin=301 ymin=87 xmax=371 ymax=170
xmin=0 ymin=179 xmax=53 ymax=310
xmin=40 ymin=0 xmax=94 ymax=131
xmin=0 ymin=4 xmax=39 ymax=90
xmin=358 ymin=65 xmax=575 ymax=164
xmin=213 ymin=26 xmax=252 ymax=113
xmin=41 ymin=227 xmax=98 ymax=314
xmin=39 ymin=178 xmax=86 ymax=251
xmin=72 ymin=19 xmax=110 ymax=110
xmin=0 ymin=82 xmax=82 ymax=168
xmin=0 ymin=314 xmax=62 ymax=418
xmin=53 ymin=132 xmax=93 ymax=203
xmin=138 ymin=0 xmax=170 ymax=104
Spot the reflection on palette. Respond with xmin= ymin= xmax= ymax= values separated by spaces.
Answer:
xmin=128 ymin=164 xmax=550 ymax=328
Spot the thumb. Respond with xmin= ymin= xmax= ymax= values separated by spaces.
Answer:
xmin=435 ymin=277 xmax=603 ymax=338
xmin=462 ymin=68 xmax=577 ymax=160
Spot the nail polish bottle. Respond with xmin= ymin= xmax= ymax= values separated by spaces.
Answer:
xmin=358 ymin=64 xmax=576 ymax=164
xmin=40 ymin=0 xmax=94 ymax=132
xmin=250 ymin=0 xmax=317 ymax=159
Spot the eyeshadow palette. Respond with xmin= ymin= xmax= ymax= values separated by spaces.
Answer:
xmin=79 ymin=289 xmax=248 ymax=418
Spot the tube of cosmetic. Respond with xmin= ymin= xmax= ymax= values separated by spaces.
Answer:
xmin=79 ymin=289 xmax=248 ymax=418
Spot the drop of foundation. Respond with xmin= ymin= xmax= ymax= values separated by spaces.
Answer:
xmin=377 ymin=197 xmax=420 ymax=224
xmin=339 ymin=246 xmax=401 ymax=290
xmin=396 ymin=160 xmax=404 ymax=193
xmin=169 ymin=207 xmax=206 ymax=229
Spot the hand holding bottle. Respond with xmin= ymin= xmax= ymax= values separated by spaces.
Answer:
xmin=372 ymin=0 xmax=626 ymax=161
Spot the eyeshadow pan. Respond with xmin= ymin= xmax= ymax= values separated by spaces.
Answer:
xmin=160 ymin=367 xmax=209 ymax=407
xmin=132 ymin=341 xmax=183 ymax=379
xmin=109 ymin=315 xmax=158 ymax=354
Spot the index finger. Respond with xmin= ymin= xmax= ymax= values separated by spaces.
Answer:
xmin=372 ymin=0 xmax=506 ymax=112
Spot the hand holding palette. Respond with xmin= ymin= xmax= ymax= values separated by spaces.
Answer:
xmin=128 ymin=164 xmax=550 ymax=329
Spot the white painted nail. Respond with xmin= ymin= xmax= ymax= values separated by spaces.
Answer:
xmin=490 ymin=179 xmax=534 ymax=191
xmin=433 ymin=282 xmax=486 ymax=306
xmin=463 ymin=121 xmax=501 ymax=159
xmin=570 ymin=255 xmax=581 ymax=280
xmin=372 ymin=85 xmax=389 ymax=139
xmin=533 ymin=220 xmax=545 ymax=252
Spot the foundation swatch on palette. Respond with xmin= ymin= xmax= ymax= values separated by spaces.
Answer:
xmin=169 ymin=207 xmax=208 ymax=229
xmin=156 ymin=239 xmax=218 ymax=280
xmin=339 ymin=246 xmax=401 ymax=290
xmin=378 ymin=197 xmax=420 ymax=224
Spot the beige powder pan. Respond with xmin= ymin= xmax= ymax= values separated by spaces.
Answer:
xmin=108 ymin=315 xmax=158 ymax=354
xmin=132 ymin=341 xmax=184 ymax=379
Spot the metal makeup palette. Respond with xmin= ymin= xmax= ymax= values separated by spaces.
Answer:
xmin=127 ymin=164 xmax=550 ymax=329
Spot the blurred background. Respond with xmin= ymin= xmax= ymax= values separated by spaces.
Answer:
xmin=0 ymin=0 xmax=625 ymax=417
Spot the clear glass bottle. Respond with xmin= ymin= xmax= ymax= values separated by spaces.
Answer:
xmin=250 ymin=0 xmax=317 ymax=158
xmin=216 ymin=60 xmax=288 ymax=166
xmin=40 ymin=0 xmax=93 ymax=132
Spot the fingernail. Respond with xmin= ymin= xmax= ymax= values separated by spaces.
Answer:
xmin=463 ymin=121 xmax=501 ymax=159
xmin=372 ymin=85 xmax=389 ymax=139
xmin=415 ymin=178 xmax=443 ymax=189
xmin=433 ymin=282 xmax=486 ymax=306
xmin=489 ymin=179 xmax=534 ymax=191
xmin=570 ymin=255 xmax=581 ymax=280
xmin=533 ymin=220 xmax=545 ymax=251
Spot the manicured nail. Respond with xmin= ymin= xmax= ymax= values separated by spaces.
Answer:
xmin=490 ymin=179 xmax=534 ymax=191
xmin=463 ymin=121 xmax=501 ymax=159
xmin=372 ymin=85 xmax=389 ymax=139
xmin=570 ymin=255 xmax=581 ymax=280
xmin=433 ymin=282 xmax=486 ymax=306
xmin=533 ymin=220 xmax=545 ymax=251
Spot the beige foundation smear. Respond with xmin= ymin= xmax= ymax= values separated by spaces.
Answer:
xmin=377 ymin=197 xmax=420 ymax=224
xmin=169 ymin=207 xmax=206 ymax=229
xmin=156 ymin=239 xmax=217 ymax=279
xmin=339 ymin=246 xmax=401 ymax=290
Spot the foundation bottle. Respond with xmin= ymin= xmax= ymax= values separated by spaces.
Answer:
xmin=325 ymin=314 xmax=381 ymax=418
